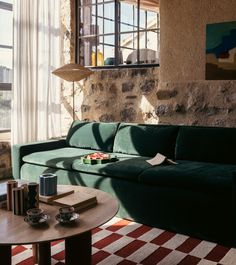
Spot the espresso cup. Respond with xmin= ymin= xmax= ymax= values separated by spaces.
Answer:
xmin=27 ymin=208 xmax=44 ymax=223
xmin=59 ymin=206 xmax=74 ymax=221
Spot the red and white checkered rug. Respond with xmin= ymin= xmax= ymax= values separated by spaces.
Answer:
xmin=12 ymin=217 xmax=236 ymax=265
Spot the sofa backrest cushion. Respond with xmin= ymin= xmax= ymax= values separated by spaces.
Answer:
xmin=66 ymin=121 xmax=119 ymax=152
xmin=176 ymin=126 xmax=236 ymax=164
xmin=113 ymin=123 xmax=179 ymax=158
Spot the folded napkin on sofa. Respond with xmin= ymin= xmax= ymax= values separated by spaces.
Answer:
xmin=146 ymin=153 xmax=178 ymax=166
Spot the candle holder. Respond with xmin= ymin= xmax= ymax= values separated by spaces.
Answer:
xmin=39 ymin=173 xmax=57 ymax=196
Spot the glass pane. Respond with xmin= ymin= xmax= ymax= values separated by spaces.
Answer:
xmin=1 ymin=0 xmax=12 ymax=4
xmin=97 ymin=17 xmax=104 ymax=35
xmin=120 ymin=32 xmax=137 ymax=49
xmin=97 ymin=3 xmax=103 ymax=17
xmin=120 ymin=48 xmax=136 ymax=65
xmin=147 ymin=30 xmax=159 ymax=63
xmin=104 ymin=19 xmax=114 ymax=34
xmin=119 ymin=32 xmax=137 ymax=64
xmin=103 ymin=35 xmax=115 ymax=46
xmin=78 ymin=37 xmax=95 ymax=66
xmin=96 ymin=45 xmax=104 ymax=66
xmin=0 ymin=8 xmax=13 ymax=46
xmin=147 ymin=11 xmax=159 ymax=29
xmin=139 ymin=31 xmax=159 ymax=64
xmin=104 ymin=2 xmax=114 ymax=20
xmin=103 ymin=45 xmax=115 ymax=65
xmin=0 ymin=48 xmax=12 ymax=82
xmin=120 ymin=1 xmax=138 ymax=32
xmin=79 ymin=0 xmax=96 ymax=6
xmin=79 ymin=6 xmax=96 ymax=36
xmin=139 ymin=31 xmax=146 ymax=49
xmin=103 ymin=3 xmax=115 ymax=34
xmin=139 ymin=9 xmax=146 ymax=29
xmin=147 ymin=30 xmax=159 ymax=50
xmin=97 ymin=0 xmax=113 ymax=3
xmin=0 ymin=90 xmax=11 ymax=130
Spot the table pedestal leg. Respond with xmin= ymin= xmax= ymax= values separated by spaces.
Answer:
xmin=0 ymin=245 xmax=11 ymax=265
xmin=65 ymin=231 xmax=92 ymax=265
xmin=32 ymin=244 xmax=38 ymax=264
xmin=38 ymin=242 xmax=51 ymax=265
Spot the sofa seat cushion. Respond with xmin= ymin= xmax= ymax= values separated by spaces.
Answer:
xmin=139 ymin=160 xmax=236 ymax=191
xmin=113 ymin=123 xmax=179 ymax=158
xmin=72 ymin=153 xmax=151 ymax=181
xmin=22 ymin=148 xmax=99 ymax=170
xmin=66 ymin=121 xmax=119 ymax=152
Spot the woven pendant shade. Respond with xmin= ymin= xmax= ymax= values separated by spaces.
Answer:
xmin=52 ymin=63 xmax=93 ymax=82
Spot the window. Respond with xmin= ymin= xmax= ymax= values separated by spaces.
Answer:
xmin=0 ymin=0 xmax=13 ymax=131
xmin=76 ymin=0 xmax=159 ymax=67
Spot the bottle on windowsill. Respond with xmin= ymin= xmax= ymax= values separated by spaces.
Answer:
xmin=91 ymin=48 xmax=104 ymax=66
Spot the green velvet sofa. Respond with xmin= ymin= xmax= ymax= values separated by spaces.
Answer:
xmin=12 ymin=121 xmax=236 ymax=246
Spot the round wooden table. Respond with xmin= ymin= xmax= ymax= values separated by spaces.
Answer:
xmin=0 ymin=185 xmax=119 ymax=265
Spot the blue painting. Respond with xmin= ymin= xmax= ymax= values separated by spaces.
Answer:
xmin=206 ymin=21 xmax=236 ymax=80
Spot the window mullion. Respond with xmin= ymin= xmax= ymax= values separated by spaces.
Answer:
xmin=102 ymin=0 xmax=104 ymax=59
xmin=137 ymin=0 xmax=140 ymax=64
xmin=95 ymin=0 xmax=98 ymax=66
xmin=145 ymin=11 xmax=147 ymax=49
xmin=75 ymin=0 xmax=79 ymax=63
xmin=114 ymin=0 xmax=119 ymax=66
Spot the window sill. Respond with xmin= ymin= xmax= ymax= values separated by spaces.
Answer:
xmin=86 ymin=63 xmax=160 ymax=70
xmin=0 ymin=131 xmax=11 ymax=141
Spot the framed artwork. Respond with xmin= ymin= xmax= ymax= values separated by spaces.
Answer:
xmin=206 ymin=21 xmax=236 ymax=80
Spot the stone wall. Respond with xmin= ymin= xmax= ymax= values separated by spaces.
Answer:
xmin=0 ymin=142 xmax=11 ymax=179
xmin=156 ymin=81 xmax=236 ymax=127
xmin=82 ymin=68 xmax=159 ymax=122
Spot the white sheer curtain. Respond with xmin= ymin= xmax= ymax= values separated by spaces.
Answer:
xmin=12 ymin=0 xmax=62 ymax=144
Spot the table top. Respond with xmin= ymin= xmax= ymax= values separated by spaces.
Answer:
xmin=0 ymin=185 xmax=119 ymax=245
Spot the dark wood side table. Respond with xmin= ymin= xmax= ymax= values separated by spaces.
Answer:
xmin=0 ymin=185 xmax=119 ymax=265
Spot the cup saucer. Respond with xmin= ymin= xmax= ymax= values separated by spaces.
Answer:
xmin=24 ymin=214 xmax=50 ymax=226
xmin=55 ymin=212 xmax=79 ymax=224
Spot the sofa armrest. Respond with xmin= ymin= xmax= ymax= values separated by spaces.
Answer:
xmin=12 ymin=139 xmax=67 ymax=179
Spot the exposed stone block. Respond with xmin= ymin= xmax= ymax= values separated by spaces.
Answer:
xmin=140 ymin=80 xmax=155 ymax=95
xmin=108 ymin=83 xmax=117 ymax=94
xmin=98 ymin=83 xmax=104 ymax=91
xmin=81 ymin=105 xmax=91 ymax=112
xmin=0 ymin=141 xmax=12 ymax=179
xmin=122 ymin=82 xmax=134 ymax=92
xmin=99 ymin=114 xmax=115 ymax=122
xmin=131 ymin=68 xmax=148 ymax=77
xmin=174 ymin=104 xmax=186 ymax=113
xmin=126 ymin=96 xmax=137 ymax=99
xmin=156 ymin=89 xmax=178 ymax=100
xmin=120 ymin=108 xmax=136 ymax=122
xmin=155 ymin=105 xmax=170 ymax=116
